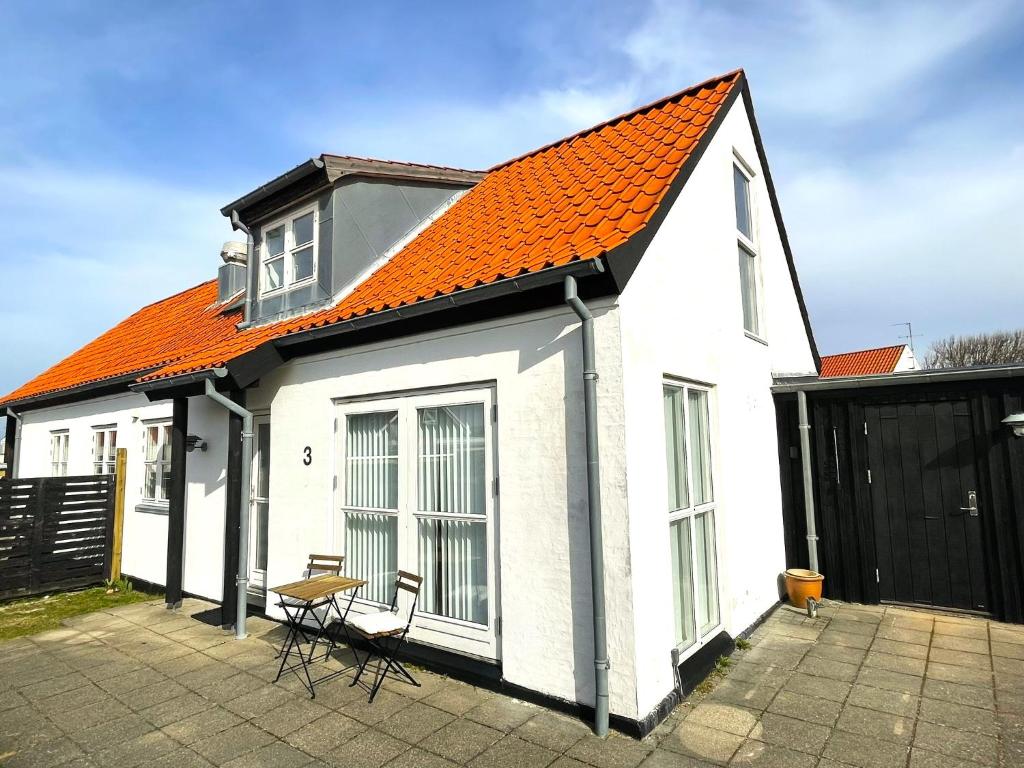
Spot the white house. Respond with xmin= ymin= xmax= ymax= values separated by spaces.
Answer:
xmin=1 ymin=70 xmax=819 ymax=736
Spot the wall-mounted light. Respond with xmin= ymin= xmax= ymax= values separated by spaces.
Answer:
xmin=1002 ymin=413 xmax=1024 ymax=438
xmin=185 ymin=435 xmax=208 ymax=452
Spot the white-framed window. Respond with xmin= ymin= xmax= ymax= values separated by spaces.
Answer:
xmin=92 ymin=426 xmax=117 ymax=475
xmin=733 ymin=159 xmax=762 ymax=338
xmin=50 ymin=430 xmax=69 ymax=477
xmin=337 ymin=386 xmax=498 ymax=659
xmin=663 ymin=380 xmax=721 ymax=652
xmin=259 ymin=205 xmax=317 ymax=296
xmin=143 ymin=421 xmax=172 ymax=503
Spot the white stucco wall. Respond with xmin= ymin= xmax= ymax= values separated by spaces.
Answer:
xmin=15 ymin=392 xmax=227 ymax=602
xmin=617 ymin=97 xmax=817 ymax=718
xmin=246 ymin=303 xmax=640 ymax=717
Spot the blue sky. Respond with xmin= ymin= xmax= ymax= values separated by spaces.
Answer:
xmin=1 ymin=0 xmax=1022 ymax=395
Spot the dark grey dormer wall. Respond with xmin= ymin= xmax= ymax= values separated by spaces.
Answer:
xmin=246 ymin=177 xmax=467 ymax=325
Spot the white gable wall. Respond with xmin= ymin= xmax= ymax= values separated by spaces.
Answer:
xmin=617 ymin=97 xmax=817 ymax=717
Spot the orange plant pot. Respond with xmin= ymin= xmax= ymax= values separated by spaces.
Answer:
xmin=784 ymin=568 xmax=824 ymax=607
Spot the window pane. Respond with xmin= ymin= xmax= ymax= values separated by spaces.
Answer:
xmin=107 ymin=431 xmax=117 ymax=461
xmin=418 ymin=518 xmax=487 ymax=624
xmin=670 ymin=518 xmax=695 ymax=648
xmin=145 ymin=465 xmax=157 ymax=499
xmin=292 ymin=246 xmax=314 ymax=282
xmin=255 ymin=501 xmax=269 ymax=571
xmin=146 ymin=427 xmax=159 ymax=461
xmin=734 ymin=165 xmax=752 ymax=239
xmin=417 ymin=404 xmax=485 ymax=515
xmin=738 ymin=245 xmax=759 ymax=335
xmin=160 ymin=464 xmax=171 ymax=501
xmin=345 ymin=412 xmax=399 ymax=510
xmin=345 ymin=511 xmax=398 ymax=604
xmin=695 ymin=511 xmax=720 ymax=633
xmin=292 ymin=212 xmax=314 ymax=246
xmin=663 ymin=386 xmax=689 ymax=511
xmin=94 ymin=431 xmax=104 ymax=462
xmin=94 ymin=463 xmax=103 ymax=475
xmin=256 ymin=423 xmax=271 ymax=499
xmin=266 ymin=225 xmax=285 ymax=256
xmin=688 ymin=390 xmax=713 ymax=505
xmin=263 ymin=258 xmax=284 ymax=291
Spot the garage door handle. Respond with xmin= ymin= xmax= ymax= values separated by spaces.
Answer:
xmin=959 ymin=490 xmax=978 ymax=517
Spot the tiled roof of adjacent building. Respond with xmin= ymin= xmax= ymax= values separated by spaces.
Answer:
xmin=2 ymin=70 xmax=746 ymax=406
xmin=819 ymin=345 xmax=907 ymax=378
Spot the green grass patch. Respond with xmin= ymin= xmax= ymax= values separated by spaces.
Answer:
xmin=0 ymin=582 xmax=160 ymax=641
xmin=735 ymin=638 xmax=752 ymax=650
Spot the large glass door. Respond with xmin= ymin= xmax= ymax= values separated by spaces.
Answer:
xmin=663 ymin=381 xmax=721 ymax=654
xmin=249 ymin=416 xmax=271 ymax=600
xmin=337 ymin=387 xmax=498 ymax=660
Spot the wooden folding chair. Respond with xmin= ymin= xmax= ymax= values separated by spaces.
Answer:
xmin=348 ymin=570 xmax=422 ymax=702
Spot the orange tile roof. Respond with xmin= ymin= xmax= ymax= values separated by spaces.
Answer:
xmin=3 ymin=70 xmax=743 ymax=406
xmin=819 ymin=345 xmax=906 ymax=377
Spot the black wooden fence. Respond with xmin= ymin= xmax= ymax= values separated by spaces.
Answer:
xmin=0 ymin=475 xmax=116 ymax=601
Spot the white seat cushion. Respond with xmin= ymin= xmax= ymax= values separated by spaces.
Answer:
xmin=348 ymin=610 xmax=406 ymax=638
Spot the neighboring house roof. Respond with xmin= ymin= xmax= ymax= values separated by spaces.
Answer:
xmin=2 ymin=68 xmax=817 ymax=408
xmin=819 ymin=345 xmax=910 ymax=377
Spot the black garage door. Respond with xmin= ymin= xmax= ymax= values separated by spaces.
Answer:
xmin=864 ymin=401 xmax=988 ymax=613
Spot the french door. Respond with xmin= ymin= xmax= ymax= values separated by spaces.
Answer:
xmin=336 ymin=386 xmax=498 ymax=660
xmin=248 ymin=416 xmax=271 ymax=600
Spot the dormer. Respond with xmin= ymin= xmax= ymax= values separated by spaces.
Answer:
xmin=220 ymin=155 xmax=484 ymax=326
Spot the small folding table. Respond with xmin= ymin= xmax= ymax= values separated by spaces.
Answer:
xmin=270 ymin=574 xmax=366 ymax=698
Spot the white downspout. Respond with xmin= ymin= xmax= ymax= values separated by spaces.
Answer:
xmin=796 ymin=391 xmax=819 ymax=572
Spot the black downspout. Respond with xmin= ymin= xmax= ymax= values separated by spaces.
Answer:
xmin=222 ymin=390 xmax=244 ymax=627
xmin=165 ymin=397 xmax=188 ymax=609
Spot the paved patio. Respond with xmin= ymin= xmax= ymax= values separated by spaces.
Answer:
xmin=1 ymin=598 xmax=1022 ymax=768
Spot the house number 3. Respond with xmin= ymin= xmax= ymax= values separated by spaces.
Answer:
xmin=303 ymin=446 xmax=312 ymax=466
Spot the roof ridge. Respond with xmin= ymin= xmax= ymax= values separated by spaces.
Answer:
xmin=487 ymin=68 xmax=744 ymax=173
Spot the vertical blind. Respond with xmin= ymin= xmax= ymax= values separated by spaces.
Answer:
xmin=254 ymin=422 xmax=271 ymax=572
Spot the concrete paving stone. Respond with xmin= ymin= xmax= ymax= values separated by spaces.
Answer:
xmin=296 ymin=675 xmax=368 ymax=710
xmin=17 ymin=671 xmax=92 ymax=702
xmin=856 ymin=666 xmax=924 ymax=696
xmin=223 ymin=683 xmax=297 ymax=719
xmin=162 ymin=704 xmax=243 ymax=745
xmin=514 ymin=710 xmax=591 ymax=753
xmin=997 ymin=688 xmax=1024 ymax=714
xmin=340 ymin=688 xmax=417 ymax=727
xmin=724 ymin=662 xmax=790 ymax=689
xmin=874 ymin=626 xmax=931 ymax=646
xmin=885 ymin=613 xmax=933 ymax=632
xmin=373 ymin=701 xmax=457 ymax=745
xmin=222 ymin=740 xmax=314 ymax=768
xmin=928 ymin=634 xmax=988 ymax=655
xmin=420 ymin=718 xmax=504 ymax=763
xmin=913 ymin=719 xmax=998 ymax=765
xmin=926 ymin=661 xmax=992 ymax=687
xmin=71 ymin=712 xmax=156 ymax=752
xmin=660 ymin=722 xmax=744 ymax=766
xmin=994 ymin=670 xmax=1024 ymax=695
xmin=727 ymin=738 xmax=816 ymax=768
xmin=807 ymin=641 xmax=868 ymax=665
xmin=818 ymin=630 xmax=874 ymax=650
xmin=51 ymin=699 xmax=135 ymax=736
xmin=738 ymin=648 xmax=803 ymax=671
xmin=705 ymin=679 xmax=778 ymax=711
xmin=928 ymin=646 xmax=991 ymax=671
xmin=178 ymin=659 xmax=243 ymax=690
xmin=869 ymin=638 xmax=929 ymax=660
xmin=826 ymin=620 xmax=878 ymax=638
xmin=463 ymin=695 xmax=539 ymax=733
xmin=991 ymin=641 xmax=1024 ymax=661
xmin=766 ymin=690 xmax=841 ymax=726
xmin=565 ymin=732 xmax=655 ymax=768
xmin=685 ymin=702 xmax=760 ymax=737
xmin=921 ymin=677 xmax=994 ymax=709
xmin=836 ymin=704 xmax=914 ymax=746
xmin=92 ymin=729 xmax=180 ymax=768
xmin=821 ymin=729 xmax=909 ymax=768
xmin=907 ymin=746 xmax=985 ymax=768
xmin=0 ymin=735 xmax=86 ymax=768
xmin=386 ymin=747 xmax=462 ymax=768
xmin=638 ymin=749 xmax=718 ymax=768
xmin=846 ymin=684 xmax=919 ymax=718
xmin=190 ymin=671 xmax=269 ymax=704
xmin=136 ymin=747 xmax=216 ymax=767
xmin=994 ymin=655 xmax=1024 ymax=677
xmin=190 ymin=722 xmax=278 ymax=764
xmin=781 ymin=671 xmax=851 ymax=703
xmin=918 ymin=696 xmax=996 ymax=736
xmin=122 ymin=679 xmax=190 ymax=710
xmin=251 ymin=696 xmax=330 ymax=738
xmin=0 ymin=704 xmax=40 ymax=738
xmin=380 ymin=667 xmax=450 ymax=701
xmin=991 ymin=626 xmax=1024 ymax=646
xmin=81 ymin=658 xmax=145 ymax=682
xmin=285 ymin=712 xmax=366 ymax=757
xmin=746 ymin=711 xmax=830 ymax=755
xmin=752 ymin=634 xmax=814 ymax=653
xmin=149 ymin=650 xmax=209 ymax=678
xmin=35 ymin=683 xmax=111 ymax=714
xmin=140 ymin=691 xmax=213 ymax=728
xmin=0 ymin=688 xmax=28 ymax=711
xmin=864 ymin=651 xmax=926 ymax=676
xmin=324 ymin=727 xmax=410 ymax=768
xmin=96 ymin=666 xmax=167 ymax=696
xmin=470 ymin=734 xmax=560 ymax=768
xmin=932 ymin=620 xmax=987 ymax=640
xmin=795 ymin=654 xmax=859 ymax=683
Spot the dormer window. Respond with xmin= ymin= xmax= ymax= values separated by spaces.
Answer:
xmin=260 ymin=206 xmax=317 ymax=296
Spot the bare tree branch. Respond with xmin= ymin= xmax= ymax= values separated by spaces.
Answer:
xmin=924 ymin=329 xmax=1024 ymax=368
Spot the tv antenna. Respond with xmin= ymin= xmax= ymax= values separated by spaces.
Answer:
xmin=891 ymin=322 xmax=919 ymax=354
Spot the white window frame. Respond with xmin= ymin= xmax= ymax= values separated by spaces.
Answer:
xmin=92 ymin=425 xmax=117 ymax=475
xmin=663 ymin=378 xmax=722 ymax=655
xmin=733 ymin=154 xmax=766 ymax=342
xmin=50 ymin=430 xmax=69 ymax=477
xmin=142 ymin=420 xmax=172 ymax=505
xmin=335 ymin=385 xmax=499 ymax=660
xmin=259 ymin=204 xmax=318 ymax=297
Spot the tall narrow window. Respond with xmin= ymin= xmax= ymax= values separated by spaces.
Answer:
xmin=734 ymin=162 xmax=761 ymax=336
xmin=143 ymin=422 xmax=172 ymax=503
xmin=92 ymin=426 xmax=117 ymax=475
xmin=50 ymin=431 xmax=69 ymax=477
xmin=260 ymin=206 xmax=317 ymax=295
xmin=664 ymin=381 xmax=719 ymax=651
xmin=343 ymin=411 xmax=399 ymax=604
